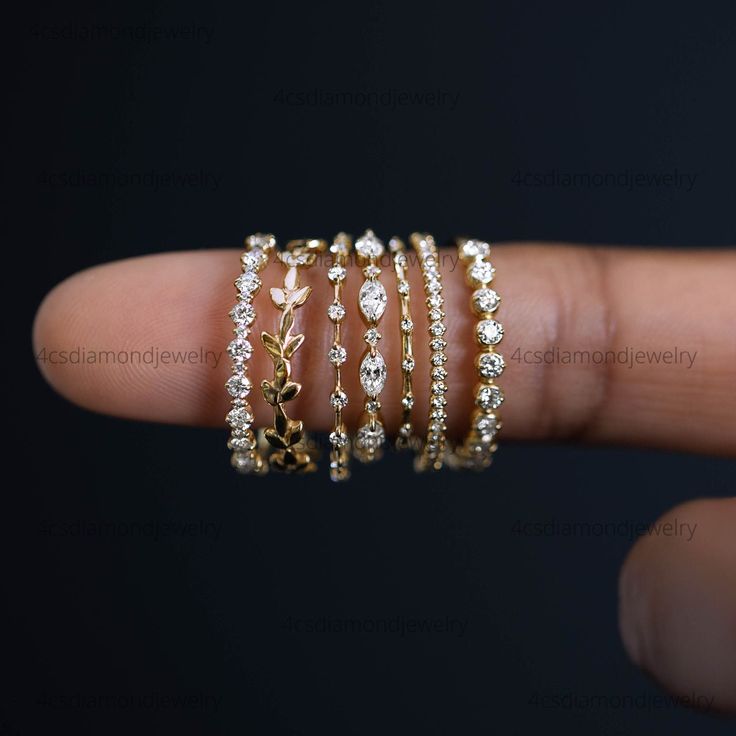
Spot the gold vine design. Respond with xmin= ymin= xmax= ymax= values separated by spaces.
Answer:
xmin=260 ymin=252 xmax=316 ymax=472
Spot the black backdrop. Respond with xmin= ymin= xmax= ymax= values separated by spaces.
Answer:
xmin=6 ymin=1 xmax=736 ymax=734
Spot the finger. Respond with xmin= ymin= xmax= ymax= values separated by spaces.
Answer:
xmin=619 ymin=497 xmax=736 ymax=713
xmin=32 ymin=244 xmax=736 ymax=454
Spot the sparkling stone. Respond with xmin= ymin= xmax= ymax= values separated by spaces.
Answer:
xmin=356 ymin=422 xmax=385 ymax=450
xmin=328 ymin=345 xmax=347 ymax=366
xmin=329 ymin=430 xmax=349 ymax=448
xmin=427 ymin=294 xmax=444 ymax=308
xmin=397 ymin=279 xmax=410 ymax=296
xmin=472 ymin=288 xmax=500 ymax=314
xmin=227 ymin=338 xmax=253 ymax=362
xmin=428 ymin=308 xmax=444 ymax=322
xmin=241 ymin=250 xmax=267 ymax=270
xmin=478 ymin=352 xmax=505 ymax=378
xmin=430 ymin=338 xmax=447 ymax=351
xmin=359 ymin=351 xmax=387 ymax=397
xmin=364 ymin=328 xmax=381 ymax=345
xmin=477 ymin=385 xmax=504 ymax=410
xmin=388 ymin=237 xmax=404 ymax=254
xmin=431 ymin=367 xmax=447 ymax=381
xmin=226 ymin=374 xmax=252 ymax=397
xmin=355 ymin=230 xmax=384 ymax=259
xmin=231 ymin=452 xmax=258 ymax=472
xmin=399 ymin=423 xmax=413 ymax=438
xmin=226 ymin=405 xmax=254 ymax=429
xmin=402 ymin=395 xmax=414 ymax=410
xmin=474 ymin=413 xmax=498 ymax=439
xmin=235 ymin=272 xmax=261 ymax=295
xmin=400 ymin=318 xmax=414 ymax=333
xmin=402 ymin=357 xmax=415 ymax=372
xmin=230 ymin=301 xmax=256 ymax=325
xmin=358 ymin=280 xmax=387 ymax=321
xmin=429 ymin=321 xmax=446 ymax=337
xmin=363 ymin=264 xmax=381 ymax=278
xmin=233 ymin=324 xmax=251 ymax=339
xmin=477 ymin=319 xmax=504 ymax=346
xmin=468 ymin=260 xmax=495 ymax=285
xmin=331 ymin=234 xmax=350 ymax=255
xmin=460 ymin=239 xmax=491 ymax=259
xmin=431 ymin=382 xmax=448 ymax=395
xmin=327 ymin=301 xmax=346 ymax=322
xmin=365 ymin=399 xmax=381 ymax=413
xmin=430 ymin=408 xmax=447 ymax=420
xmin=246 ymin=233 xmax=276 ymax=251
xmin=330 ymin=390 xmax=348 ymax=409
xmin=328 ymin=264 xmax=347 ymax=283
xmin=431 ymin=352 xmax=447 ymax=366
xmin=431 ymin=395 xmax=447 ymax=407
xmin=228 ymin=434 xmax=256 ymax=451
xmin=426 ymin=279 xmax=442 ymax=294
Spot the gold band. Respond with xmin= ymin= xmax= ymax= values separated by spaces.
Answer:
xmin=260 ymin=238 xmax=327 ymax=472
xmin=410 ymin=233 xmax=449 ymax=471
xmin=450 ymin=238 xmax=504 ymax=470
xmin=389 ymin=236 xmax=417 ymax=449
xmin=326 ymin=232 xmax=352 ymax=481
xmin=226 ymin=233 xmax=276 ymax=474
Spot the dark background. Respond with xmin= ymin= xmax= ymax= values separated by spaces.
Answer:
xmin=5 ymin=1 xmax=736 ymax=734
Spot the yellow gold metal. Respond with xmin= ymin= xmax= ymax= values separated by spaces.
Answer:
xmin=260 ymin=237 xmax=327 ymax=473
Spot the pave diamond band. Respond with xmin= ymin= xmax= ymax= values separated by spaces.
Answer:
xmin=226 ymin=233 xmax=276 ymax=474
xmin=450 ymin=237 xmax=504 ymax=470
xmin=410 ymin=233 xmax=449 ymax=471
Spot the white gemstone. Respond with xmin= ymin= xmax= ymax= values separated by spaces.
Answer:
xmin=327 ymin=301 xmax=346 ymax=322
xmin=473 ymin=289 xmax=500 ymax=314
xmin=431 ymin=366 xmax=447 ymax=381
xmin=359 ymin=351 xmax=387 ymax=397
xmin=241 ymin=250 xmax=267 ymax=270
xmin=477 ymin=385 xmax=504 ymax=410
xmin=400 ymin=318 xmax=413 ymax=333
xmin=230 ymin=302 xmax=256 ymax=325
xmin=235 ymin=272 xmax=261 ymax=295
xmin=355 ymin=230 xmax=384 ymax=259
xmin=330 ymin=390 xmax=348 ymax=409
xmin=359 ymin=280 xmax=387 ymax=321
xmin=231 ymin=452 xmax=258 ymax=472
xmin=328 ymin=345 xmax=347 ymax=366
xmin=428 ymin=308 xmax=444 ymax=322
xmin=431 ymin=352 xmax=447 ymax=366
xmin=402 ymin=395 xmax=414 ymax=409
xmin=477 ymin=319 xmax=504 ymax=345
xmin=402 ymin=357 xmax=415 ymax=372
xmin=227 ymin=338 xmax=252 ymax=361
xmin=474 ymin=413 xmax=498 ymax=440
xmin=364 ymin=328 xmax=381 ymax=345
xmin=328 ymin=264 xmax=347 ymax=283
xmin=356 ymin=422 xmax=385 ymax=450
xmin=365 ymin=399 xmax=381 ymax=413
xmin=226 ymin=405 xmax=254 ymax=429
xmin=430 ymin=338 xmax=447 ymax=351
xmin=478 ymin=352 xmax=505 ymax=378
xmin=461 ymin=240 xmax=491 ymax=259
xmin=363 ymin=264 xmax=381 ymax=278
xmin=228 ymin=434 xmax=256 ymax=451
xmin=246 ymin=233 xmax=276 ymax=251
xmin=427 ymin=294 xmax=444 ymax=308
xmin=429 ymin=321 xmax=446 ymax=336
xmin=468 ymin=261 xmax=494 ymax=285
xmin=431 ymin=382 xmax=448 ymax=395
xmin=397 ymin=279 xmax=410 ymax=296
xmin=226 ymin=374 xmax=252 ymax=397
xmin=426 ymin=279 xmax=442 ymax=294
xmin=329 ymin=430 xmax=349 ymax=448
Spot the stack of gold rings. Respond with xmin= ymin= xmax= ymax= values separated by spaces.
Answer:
xmin=225 ymin=230 xmax=506 ymax=479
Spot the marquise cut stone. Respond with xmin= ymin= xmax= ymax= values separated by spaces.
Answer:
xmin=359 ymin=280 xmax=387 ymax=321
xmin=359 ymin=351 xmax=387 ymax=397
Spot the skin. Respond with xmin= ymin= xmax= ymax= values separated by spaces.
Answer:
xmin=33 ymin=243 xmax=736 ymax=711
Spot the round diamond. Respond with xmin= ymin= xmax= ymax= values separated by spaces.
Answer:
xmin=400 ymin=318 xmax=413 ymax=333
xmin=429 ymin=321 xmax=446 ymax=336
xmin=328 ymin=345 xmax=347 ymax=366
xmin=401 ymin=395 xmax=414 ymax=410
xmin=365 ymin=399 xmax=381 ymax=413
xmin=235 ymin=271 xmax=261 ymax=295
xmin=474 ymin=413 xmax=498 ymax=440
xmin=226 ymin=374 xmax=252 ymax=397
xmin=327 ymin=301 xmax=346 ymax=322
xmin=356 ymin=422 xmax=385 ymax=450
xmin=467 ymin=261 xmax=494 ymax=286
xmin=364 ymin=328 xmax=381 ymax=345
xmin=428 ymin=308 xmax=444 ymax=322
xmin=461 ymin=240 xmax=491 ymax=259
xmin=430 ymin=338 xmax=447 ymax=351
xmin=228 ymin=434 xmax=256 ymax=451
xmin=363 ymin=264 xmax=381 ymax=278
xmin=431 ymin=352 xmax=447 ymax=366
xmin=431 ymin=382 xmax=448 ymax=395
xmin=329 ymin=430 xmax=349 ymax=448
xmin=241 ymin=250 xmax=267 ymax=270
xmin=330 ymin=390 xmax=348 ymax=409
xmin=472 ymin=289 xmax=500 ymax=314
xmin=431 ymin=366 xmax=447 ymax=381
xmin=477 ymin=385 xmax=504 ymax=410
xmin=426 ymin=279 xmax=442 ymax=294
xmin=427 ymin=294 xmax=444 ymax=308
xmin=477 ymin=319 xmax=504 ymax=346
xmin=246 ymin=233 xmax=276 ymax=251
xmin=478 ymin=352 xmax=505 ymax=378
xmin=231 ymin=452 xmax=259 ymax=472
xmin=230 ymin=301 xmax=256 ymax=325
xmin=359 ymin=351 xmax=387 ymax=397
xmin=328 ymin=264 xmax=347 ymax=283
xmin=355 ymin=230 xmax=384 ymax=259
xmin=227 ymin=338 xmax=253 ymax=362
xmin=397 ymin=280 xmax=410 ymax=296
xmin=402 ymin=357 xmax=415 ymax=372
xmin=359 ymin=280 xmax=387 ymax=321
xmin=226 ymin=405 xmax=254 ymax=429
